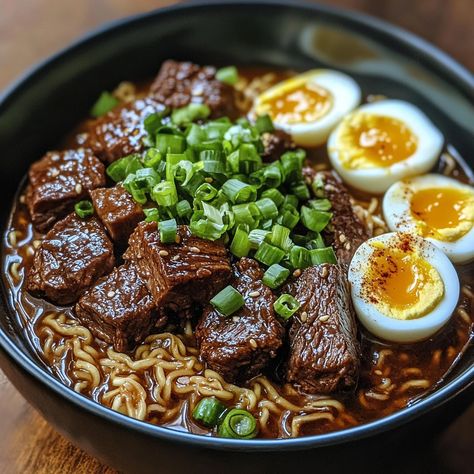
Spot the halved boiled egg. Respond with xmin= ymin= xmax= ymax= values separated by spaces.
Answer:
xmin=383 ymin=174 xmax=474 ymax=264
xmin=348 ymin=232 xmax=459 ymax=343
xmin=327 ymin=100 xmax=444 ymax=193
xmin=253 ymin=69 xmax=361 ymax=146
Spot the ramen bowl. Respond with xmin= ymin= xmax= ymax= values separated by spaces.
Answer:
xmin=0 ymin=1 xmax=473 ymax=472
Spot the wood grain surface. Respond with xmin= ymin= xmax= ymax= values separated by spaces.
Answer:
xmin=0 ymin=1 xmax=472 ymax=473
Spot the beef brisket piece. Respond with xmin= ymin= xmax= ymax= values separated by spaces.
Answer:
xmin=150 ymin=60 xmax=236 ymax=118
xmin=90 ymin=184 xmax=144 ymax=246
xmin=124 ymin=223 xmax=231 ymax=316
xmin=26 ymin=149 xmax=106 ymax=232
xmin=304 ymin=168 xmax=370 ymax=265
xmin=26 ymin=214 xmax=115 ymax=305
xmin=77 ymin=96 xmax=165 ymax=163
xmin=196 ymin=258 xmax=284 ymax=383
xmin=261 ymin=130 xmax=295 ymax=162
xmin=75 ymin=263 xmax=166 ymax=352
xmin=284 ymin=264 xmax=359 ymax=394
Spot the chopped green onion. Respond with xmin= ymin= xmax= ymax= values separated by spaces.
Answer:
xmin=152 ymin=180 xmax=178 ymax=207
xmin=123 ymin=174 xmax=147 ymax=204
xmin=233 ymin=203 xmax=259 ymax=226
xmin=90 ymin=91 xmax=119 ymax=117
xmin=74 ymin=200 xmax=94 ymax=218
xmin=255 ymin=114 xmax=274 ymax=134
xmin=190 ymin=202 xmax=226 ymax=240
xmin=300 ymin=206 xmax=332 ymax=232
xmin=282 ymin=194 xmax=298 ymax=209
xmin=309 ymin=247 xmax=337 ymax=265
xmin=144 ymin=112 xmax=166 ymax=137
xmin=289 ymin=245 xmax=311 ymax=269
xmin=171 ymin=103 xmax=211 ymax=126
xmin=216 ymin=66 xmax=239 ymax=86
xmin=308 ymin=198 xmax=332 ymax=211
xmin=176 ymin=199 xmax=192 ymax=219
xmin=255 ymin=198 xmax=278 ymax=220
xmin=306 ymin=232 xmax=326 ymax=249
xmin=263 ymin=264 xmax=290 ymax=289
xmin=193 ymin=397 xmax=227 ymax=428
xmin=274 ymin=294 xmax=300 ymax=320
xmin=222 ymin=179 xmax=257 ymax=204
xmin=134 ymin=167 xmax=160 ymax=191
xmin=254 ymin=241 xmax=285 ymax=266
xmin=159 ymin=218 xmax=177 ymax=244
xmin=292 ymin=181 xmax=310 ymax=200
xmin=248 ymin=229 xmax=270 ymax=249
xmin=277 ymin=206 xmax=300 ymax=229
xmin=106 ymin=154 xmax=142 ymax=182
xmin=230 ymin=227 xmax=251 ymax=258
xmin=281 ymin=150 xmax=305 ymax=182
xmin=269 ymin=224 xmax=293 ymax=251
xmin=260 ymin=163 xmax=283 ymax=188
xmin=210 ymin=285 xmax=245 ymax=316
xmin=261 ymin=188 xmax=285 ymax=208
xmin=155 ymin=133 xmax=186 ymax=154
xmin=218 ymin=409 xmax=258 ymax=439
xmin=144 ymin=207 xmax=160 ymax=222
xmin=195 ymin=183 xmax=218 ymax=202
xmin=143 ymin=148 xmax=162 ymax=169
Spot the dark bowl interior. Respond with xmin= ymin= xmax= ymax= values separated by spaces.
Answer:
xmin=0 ymin=1 xmax=473 ymax=472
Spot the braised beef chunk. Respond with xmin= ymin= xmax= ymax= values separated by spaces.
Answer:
xmin=285 ymin=264 xmax=359 ymax=394
xmin=196 ymin=258 xmax=284 ymax=383
xmin=26 ymin=214 xmax=115 ymax=305
xmin=261 ymin=130 xmax=295 ymax=162
xmin=77 ymin=96 xmax=165 ymax=163
xmin=150 ymin=60 xmax=236 ymax=117
xmin=124 ymin=223 xmax=231 ymax=316
xmin=90 ymin=184 xmax=144 ymax=246
xmin=75 ymin=263 xmax=165 ymax=352
xmin=26 ymin=149 xmax=106 ymax=232
xmin=304 ymin=168 xmax=370 ymax=264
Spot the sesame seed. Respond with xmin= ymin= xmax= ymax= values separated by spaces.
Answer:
xmin=33 ymin=240 xmax=42 ymax=249
xmin=159 ymin=250 xmax=169 ymax=257
xmin=189 ymin=246 xmax=201 ymax=253
xmin=175 ymin=235 xmax=181 ymax=244
xmin=171 ymin=255 xmax=180 ymax=261
xmin=75 ymin=183 xmax=83 ymax=194
xmin=50 ymin=168 xmax=59 ymax=178
xmin=19 ymin=195 xmax=26 ymax=204
xmin=232 ymin=316 xmax=240 ymax=323
xmin=321 ymin=266 xmax=328 ymax=278
xmin=374 ymin=369 xmax=383 ymax=376
xmin=325 ymin=184 xmax=337 ymax=192
xmin=339 ymin=234 xmax=346 ymax=243
xmin=319 ymin=315 xmax=330 ymax=322
xmin=300 ymin=311 xmax=308 ymax=323
xmin=293 ymin=269 xmax=302 ymax=278
xmin=249 ymin=338 xmax=257 ymax=349
xmin=107 ymin=290 xmax=115 ymax=298
xmin=249 ymin=291 xmax=260 ymax=298
xmin=345 ymin=242 xmax=351 ymax=250
xmin=204 ymin=177 xmax=213 ymax=183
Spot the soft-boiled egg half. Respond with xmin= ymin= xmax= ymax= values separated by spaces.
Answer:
xmin=383 ymin=174 xmax=474 ymax=264
xmin=327 ymin=100 xmax=444 ymax=193
xmin=348 ymin=232 xmax=459 ymax=343
xmin=253 ymin=69 xmax=361 ymax=147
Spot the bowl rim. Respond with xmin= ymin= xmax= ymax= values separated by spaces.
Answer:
xmin=0 ymin=0 xmax=473 ymax=452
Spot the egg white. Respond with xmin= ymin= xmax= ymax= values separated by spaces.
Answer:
xmin=348 ymin=232 xmax=460 ymax=343
xmin=253 ymin=69 xmax=361 ymax=147
xmin=328 ymin=100 xmax=444 ymax=194
xmin=384 ymin=174 xmax=474 ymax=264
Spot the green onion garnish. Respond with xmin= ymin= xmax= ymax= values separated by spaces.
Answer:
xmin=255 ymin=114 xmax=274 ymax=134
xmin=172 ymin=103 xmax=211 ymax=126
xmin=308 ymin=198 xmax=332 ymax=211
xmin=254 ymin=241 xmax=285 ymax=266
xmin=152 ymin=180 xmax=178 ymax=207
xmin=309 ymin=247 xmax=337 ymax=265
xmin=261 ymin=188 xmax=285 ymax=207
xmin=289 ymin=245 xmax=311 ymax=269
xmin=221 ymin=179 xmax=257 ymax=204
xmin=269 ymin=224 xmax=292 ymax=252
xmin=255 ymin=197 xmax=278 ymax=220
xmin=292 ymin=181 xmax=310 ymax=201
xmin=155 ymin=133 xmax=186 ymax=154
xmin=106 ymin=154 xmax=143 ymax=182
xmin=74 ymin=200 xmax=94 ymax=219
xmin=176 ymin=199 xmax=193 ymax=219
xmin=90 ymin=91 xmax=119 ymax=117
xmin=215 ymin=66 xmax=239 ymax=86
xmin=159 ymin=218 xmax=177 ymax=244
xmin=230 ymin=226 xmax=251 ymax=258
xmin=193 ymin=397 xmax=227 ymax=428
xmin=217 ymin=408 xmax=258 ymax=439
xmin=210 ymin=285 xmax=245 ymax=317
xmin=262 ymin=264 xmax=290 ymax=289
xmin=300 ymin=206 xmax=332 ymax=232
xmin=274 ymin=294 xmax=300 ymax=320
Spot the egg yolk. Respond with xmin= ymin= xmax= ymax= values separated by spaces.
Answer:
xmin=259 ymin=82 xmax=332 ymax=125
xmin=410 ymin=187 xmax=474 ymax=241
xmin=337 ymin=113 xmax=418 ymax=169
xmin=362 ymin=241 xmax=444 ymax=320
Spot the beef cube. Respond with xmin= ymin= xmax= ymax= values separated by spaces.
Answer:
xmin=77 ymin=96 xmax=165 ymax=163
xmin=90 ymin=184 xmax=144 ymax=246
xmin=304 ymin=168 xmax=370 ymax=264
xmin=196 ymin=258 xmax=284 ymax=383
xmin=26 ymin=149 xmax=106 ymax=232
xmin=124 ymin=223 xmax=231 ymax=315
xmin=75 ymin=263 xmax=166 ymax=352
xmin=285 ymin=264 xmax=360 ymax=394
xmin=261 ymin=130 xmax=294 ymax=162
xmin=26 ymin=214 xmax=115 ymax=305
xmin=150 ymin=60 xmax=236 ymax=117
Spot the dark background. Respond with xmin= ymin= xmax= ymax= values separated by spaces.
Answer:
xmin=0 ymin=1 xmax=472 ymax=472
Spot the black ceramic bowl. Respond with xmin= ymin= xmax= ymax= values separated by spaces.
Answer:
xmin=0 ymin=1 xmax=473 ymax=473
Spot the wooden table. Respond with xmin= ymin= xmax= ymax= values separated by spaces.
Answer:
xmin=0 ymin=1 xmax=472 ymax=472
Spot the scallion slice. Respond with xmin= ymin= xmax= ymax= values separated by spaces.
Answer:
xmin=195 ymin=182 xmax=218 ymax=202
xmin=193 ymin=397 xmax=227 ymax=428
xmin=269 ymin=224 xmax=293 ymax=251
xmin=308 ymin=198 xmax=332 ymax=211
xmin=106 ymin=154 xmax=142 ymax=182
xmin=274 ymin=294 xmax=300 ymax=320
xmin=218 ymin=409 xmax=258 ymax=439
xmin=262 ymin=264 xmax=290 ymax=289
xmin=261 ymin=188 xmax=285 ymax=208
xmin=155 ymin=133 xmax=186 ymax=154
xmin=74 ymin=200 xmax=94 ymax=219
xmin=277 ymin=206 xmax=300 ymax=229
xmin=222 ymin=179 xmax=257 ymax=204
xmin=176 ymin=199 xmax=192 ymax=219
xmin=309 ymin=247 xmax=337 ymax=265
xmin=210 ymin=285 xmax=245 ymax=316
xmin=300 ymin=206 xmax=332 ymax=232
xmin=248 ymin=229 xmax=270 ymax=249
xmin=255 ymin=114 xmax=274 ymax=134
xmin=254 ymin=241 xmax=285 ymax=266
xmin=159 ymin=218 xmax=177 ymax=244
xmin=171 ymin=103 xmax=211 ymax=126
xmin=216 ymin=66 xmax=239 ymax=86
xmin=289 ymin=245 xmax=311 ymax=269
xmin=90 ymin=91 xmax=119 ymax=117
xmin=152 ymin=180 xmax=178 ymax=207
xmin=292 ymin=181 xmax=310 ymax=201
xmin=230 ymin=226 xmax=251 ymax=258
xmin=255 ymin=198 xmax=278 ymax=220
